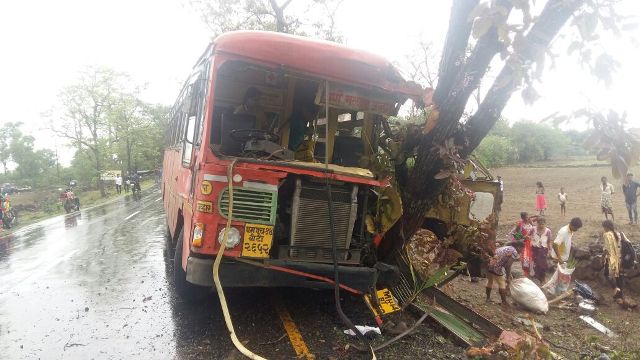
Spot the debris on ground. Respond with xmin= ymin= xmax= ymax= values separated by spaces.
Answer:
xmin=579 ymin=315 xmax=617 ymax=337
xmin=343 ymin=325 xmax=381 ymax=337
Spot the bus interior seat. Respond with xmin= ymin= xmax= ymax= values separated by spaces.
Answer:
xmin=313 ymin=141 xmax=326 ymax=163
xmin=220 ymin=113 xmax=256 ymax=155
xmin=312 ymin=136 xmax=363 ymax=166
xmin=332 ymin=136 xmax=363 ymax=167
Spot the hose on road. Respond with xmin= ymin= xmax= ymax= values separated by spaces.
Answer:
xmin=213 ymin=159 xmax=266 ymax=360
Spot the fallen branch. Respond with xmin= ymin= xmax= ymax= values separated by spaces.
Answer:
xmin=259 ymin=334 xmax=287 ymax=345
xmin=547 ymin=290 xmax=573 ymax=305
xmin=63 ymin=335 xmax=87 ymax=351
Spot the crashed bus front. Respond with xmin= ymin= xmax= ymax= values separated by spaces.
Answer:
xmin=162 ymin=31 xmax=427 ymax=299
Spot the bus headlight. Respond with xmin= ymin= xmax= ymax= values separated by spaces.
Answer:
xmin=218 ymin=227 xmax=241 ymax=248
xmin=192 ymin=223 xmax=204 ymax=247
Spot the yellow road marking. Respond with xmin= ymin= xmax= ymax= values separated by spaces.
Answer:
xmin=271 ymin=292 xmax=315 ymax=359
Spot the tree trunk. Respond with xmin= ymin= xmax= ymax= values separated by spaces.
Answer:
xmin=269 ymin=0 xmax=287 ymax=33
xmin=126 ymin=137 xmax=132 ymax=174
xmin=379 ymin=0 xmax=584 ymax=261
xmin=94 ymin=149 xmax=106 ymax=198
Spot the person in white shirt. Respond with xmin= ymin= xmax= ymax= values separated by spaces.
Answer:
xmin=551 ymin=217 xmax=583 ymax=263
xmin=115 ymin=174 xmax=123 ymax=194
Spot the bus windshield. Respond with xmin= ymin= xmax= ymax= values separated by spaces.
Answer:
xmin=209 ymin=60 xmax=406 ymax=168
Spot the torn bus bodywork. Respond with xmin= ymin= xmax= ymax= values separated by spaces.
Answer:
xmin=162 ymin=31 xmax=430 ymax=299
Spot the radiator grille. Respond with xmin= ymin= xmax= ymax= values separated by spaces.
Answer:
xmin=218 ymin=187 xmax=277 ymax=225
xmin=290 ymin=179 xmax=358 ymax=262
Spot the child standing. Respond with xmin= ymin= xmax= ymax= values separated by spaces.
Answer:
xmin=558 ymin=187 xmax=567 ymax=217
xmin=535 ymin=182 xmax=547 ymax=216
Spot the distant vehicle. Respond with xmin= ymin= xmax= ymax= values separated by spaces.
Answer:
xmin=1 ymin=183 xmax=32 ymax=194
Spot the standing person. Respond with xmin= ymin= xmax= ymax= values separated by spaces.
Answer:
xmin=510 ymin=212 xmax=535 ymax=277
xmin=622 ymin=172 xmax=640 ymax=225
xmin=558 ymin=187 xmax=568 ymax=217
xmin=485 ymin=241 xmax=525 ymax=306
xmin=124 ymin=173 xmax=130 ymax=193
xmin=115 ymin=174 xmax=122 ymax=195
xmin=600 ymin=176 xmax=615 ymax=221
xmin=535 ymin=182 xmax=547 ymax=216
xmin=602 ymin=220 xmax=624 ymax=299
xmin=551 ymin=217 xmax=583 ymax=264
xmin=495 ymin=176 xmax=504 ymax=219
xmin=531 ymin=217 xmax=552 ymax=283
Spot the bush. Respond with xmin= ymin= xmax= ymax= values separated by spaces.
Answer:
xmin=474 ymin=135 xmax=518 ymax=167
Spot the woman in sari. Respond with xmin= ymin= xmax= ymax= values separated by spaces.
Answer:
xmin=510 ymin=212 xmax=535 ymax=277
xmin=531 ymin=217 xmax=552 ymax=283
xmin=602 ymin=220 xmax=623 ymax=299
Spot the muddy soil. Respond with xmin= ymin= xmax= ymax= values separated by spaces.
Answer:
xmin=472 ymin=164 xmax=640 ymax=358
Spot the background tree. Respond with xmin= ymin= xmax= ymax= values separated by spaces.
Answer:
xmin=379 ymin=0 xmax=627 ymax=258
xmin=0 ymin=122 xmax=22 ymax=175
xmin=190 ymin=0 xmax=345 ymax=41
xmin=474 ymin=135 xmax=518 ymax=167
xmin=53 ymin=67 xmax=125 ymax=197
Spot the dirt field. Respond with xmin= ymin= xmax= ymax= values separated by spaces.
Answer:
xmin=448 ymin=163 xmax=640 ymax=358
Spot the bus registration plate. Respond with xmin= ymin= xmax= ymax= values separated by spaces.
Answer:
xmin=241 ymin=224 xmax=273 ymax=258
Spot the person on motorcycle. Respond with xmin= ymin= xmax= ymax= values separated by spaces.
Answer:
xmin=131 ymin=172 xmax=141 ymax=193
xmin=61 ymin=188 xmax=80 ymax=212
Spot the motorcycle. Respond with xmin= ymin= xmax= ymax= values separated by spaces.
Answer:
xmin=60 ymin=189 xmax=80 ymax=213
xmin=131 ymin=181 xmax=142 ymax=200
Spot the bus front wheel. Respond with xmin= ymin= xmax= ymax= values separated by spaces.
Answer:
xmin=173 ymin=228 xmax=209 ymax=302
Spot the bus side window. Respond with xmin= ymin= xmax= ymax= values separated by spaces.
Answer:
xmin=182 ymin=75 xmax=206 ymax=166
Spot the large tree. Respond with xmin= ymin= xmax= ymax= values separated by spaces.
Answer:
xmin=54 ymin=67 xmax=125 ymax=197
xmin=379 ymin=0 xmax=625 ymax=258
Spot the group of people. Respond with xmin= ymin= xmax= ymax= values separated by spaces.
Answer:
xmin=484 ymin=172 xmax=640 ymax=306
xmin=114 ymin=172 xmax=141 ymax=195
xmin=528 ymin=181 xmax=568 ymax=217
xmin=486 ymin=214 xmax=583 ymax=306
xmin=531 ymin=173 xmax=640 ymax=225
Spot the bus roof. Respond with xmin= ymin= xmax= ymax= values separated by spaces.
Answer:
xmin=213 ymin=31 xmax=426 ymax=100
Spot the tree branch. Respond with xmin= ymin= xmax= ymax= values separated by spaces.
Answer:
xmin=462 ymin=0 xmax=586 ymax=156
xmin=432 ymin=0 xmax=479 ymax=106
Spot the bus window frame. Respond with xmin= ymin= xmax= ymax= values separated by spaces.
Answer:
xmin=181 ymin=66 xmax=208 ymax=168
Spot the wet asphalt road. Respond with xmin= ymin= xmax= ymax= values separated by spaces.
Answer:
xmin=0 ymin=189 xmax=420 ymax=360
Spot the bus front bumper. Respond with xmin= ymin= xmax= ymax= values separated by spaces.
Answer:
xmin=186 ymin=257 xmax=378 ymax=293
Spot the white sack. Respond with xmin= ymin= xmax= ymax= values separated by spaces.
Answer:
xmin=510 ymin=277 xmax=549 ymax=314
xmin=542 ymin=264 xmax=575 ymax=296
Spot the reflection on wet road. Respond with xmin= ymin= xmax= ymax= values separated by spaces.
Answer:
xmin=0 ymin=190 xmax=341 ymax=360
xmin=0 ymin=189 xmax=424 ymax=360
xmin=0 ymin=190 xmax=184 ymax=359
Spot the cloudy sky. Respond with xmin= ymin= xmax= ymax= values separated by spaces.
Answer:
xmin=0 ymin=0 xmax=638 ymax=164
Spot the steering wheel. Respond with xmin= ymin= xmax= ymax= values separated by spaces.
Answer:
xmin=230 ymin=129 xmax=280 ymax=143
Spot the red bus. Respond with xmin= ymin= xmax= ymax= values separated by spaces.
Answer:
xmin=162 ymin=31 xmax=424 ymax=300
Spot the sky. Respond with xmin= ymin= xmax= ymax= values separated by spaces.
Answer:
xmin=1 ymin=0 xmax=639 ymax=165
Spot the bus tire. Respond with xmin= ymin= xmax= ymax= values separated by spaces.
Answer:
xmin=173 ymin=228 xmax=209 ymax=302
xmin=164 ymin=224 xmax=175 ymax=261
